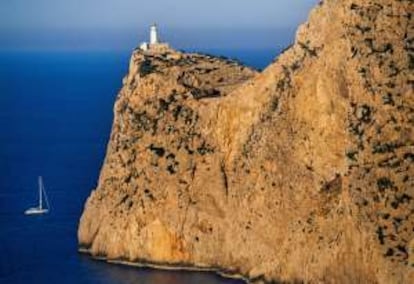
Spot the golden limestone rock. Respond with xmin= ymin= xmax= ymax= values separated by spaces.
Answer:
xmin=79 ymin=0 xmax=413 ymax=282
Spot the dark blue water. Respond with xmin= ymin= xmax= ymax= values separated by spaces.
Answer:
xmin=0 ymin=49 xmax=273 ymax=284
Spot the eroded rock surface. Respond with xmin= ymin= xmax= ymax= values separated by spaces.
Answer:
xmin=79 ymin=0 xmax=413 ymax=283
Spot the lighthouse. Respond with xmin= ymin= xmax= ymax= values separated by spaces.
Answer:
xmin=139 ymin=24 xmax=170 ymax=52
xmin=150 ymin=24 xmax=159 ymax=45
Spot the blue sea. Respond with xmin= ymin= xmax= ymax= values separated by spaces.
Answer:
xmin=0 ymin=49 xmax=276 ymax=284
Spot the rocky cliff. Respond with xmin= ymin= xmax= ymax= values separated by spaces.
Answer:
xmin=78 ymin=0 xmax=414 ymax=283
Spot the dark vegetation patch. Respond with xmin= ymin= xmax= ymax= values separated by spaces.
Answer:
xmin=149 ymin=144 xmax=166 ymax=157
xmin=377 ymin=177 xmax=394 ymax=192
xmin=197 ymin=142 xmax=215 ymax=155
xmin=372 ymin=141 xmax=404 ymax=154
xmin=346 ymin=150 xmax=358 ymax=162
xmin=298 ymin=41 xmax=318 ymax=57
xmin=139 ymin=59 xmax=157 ymax=77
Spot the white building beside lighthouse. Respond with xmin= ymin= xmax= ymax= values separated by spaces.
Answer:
xmin=140 ymin=23 xmax=170 ymax=52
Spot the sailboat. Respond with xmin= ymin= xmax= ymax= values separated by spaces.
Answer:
xmin=25 ymin=176 xmax=50 ymax=215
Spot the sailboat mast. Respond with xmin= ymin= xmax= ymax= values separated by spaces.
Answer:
xmin=38 ymin=176 xmax=43 ymax=209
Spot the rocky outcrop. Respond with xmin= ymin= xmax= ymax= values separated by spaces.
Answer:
xmin=79 ymin=0 xmax=414 ymax=283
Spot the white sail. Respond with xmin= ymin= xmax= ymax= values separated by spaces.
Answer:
xmin=39 ymin=176 xmax=43 ymax=209
xmin=25 ymin=176 xmax=49 ymax=215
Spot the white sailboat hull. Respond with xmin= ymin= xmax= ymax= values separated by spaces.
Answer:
xmin=25 ymin=207 xmax=49 ymax=215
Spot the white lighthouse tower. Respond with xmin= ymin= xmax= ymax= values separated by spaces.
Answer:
xmin=139 ymin=23 xmax=170 ymax=52
xmin=150 ymin=24 xmax=159 ymax=45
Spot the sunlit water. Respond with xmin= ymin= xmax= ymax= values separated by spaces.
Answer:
xmin=0 ymin=49 xmax=277 ymax=284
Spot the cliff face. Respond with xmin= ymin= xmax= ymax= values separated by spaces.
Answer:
xmin=79 ymin=0 xmax=414 ymax=283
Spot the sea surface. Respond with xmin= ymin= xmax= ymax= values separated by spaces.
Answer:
xmin=0 ymin=48 xmax=277 ymax=284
